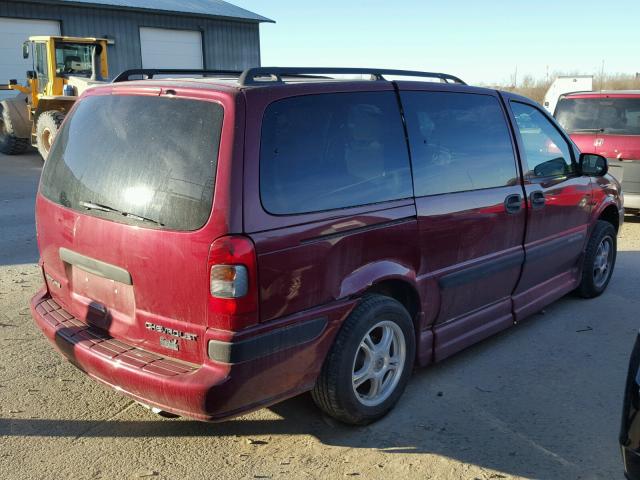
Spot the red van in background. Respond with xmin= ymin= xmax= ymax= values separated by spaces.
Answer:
xmin=555 ymin=91 xmax=640 ymax=211
xmin=30 ymin=67 xmax=622 ymax=425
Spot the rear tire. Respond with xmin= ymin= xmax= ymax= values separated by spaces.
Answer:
xmin=0 ymin=114 xmax=29 ymax=155
xmin=577 ymin=220 xmax=617 ymax=298
xmin=312 ymin=294 xmax=416 ymax=425
xmin=36 ymin=110 xmax=65 ymax=161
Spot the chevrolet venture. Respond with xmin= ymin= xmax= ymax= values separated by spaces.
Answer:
xmin=30 ymin=67 xmax=623 ymax=425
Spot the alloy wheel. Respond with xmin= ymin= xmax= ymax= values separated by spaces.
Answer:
xmin=352 ymin=320 xmax=406 ymax=407
xmin=593 ymin=235 xmax=613 ymax=289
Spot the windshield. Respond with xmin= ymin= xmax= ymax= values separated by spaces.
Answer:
xmin=555 ymin=97 xmax=640 ymax=135
xmin=40 ymin=94 xmax=224 ymax=231
xmin=55 ymin=42 xmax=95 ymax=77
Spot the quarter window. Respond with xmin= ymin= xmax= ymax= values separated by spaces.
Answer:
xmin=260 ymin=92 xmax=413 ymax=215
xmin=511 ymin=102 xmax=574 ymax=178
xmin=401 ymin=91 xmax=518 ymax=197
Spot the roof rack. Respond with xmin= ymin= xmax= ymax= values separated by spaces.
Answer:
xmin=239 ymin=67 xmax=466 ymax=86
xmin=112 ymin=69 xmax=244 ymax=83
xmin=112 ymin=67 xmax=466 ymax=86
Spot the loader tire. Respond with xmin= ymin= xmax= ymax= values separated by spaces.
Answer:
xmin=0 ymin=111 xmax=29 ymax=155
xmin=36 ymin=110 xmax=65 ymax=161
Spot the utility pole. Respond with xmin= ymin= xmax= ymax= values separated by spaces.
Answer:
xmin=600 ymin=60 xmax=605 ymax=91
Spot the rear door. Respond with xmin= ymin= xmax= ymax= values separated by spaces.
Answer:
xmin=504 ymin=95 xmax=592 ymax=320
xmin=36 ymin=86 xmax=233 ymax=364
xmin=397 ymin=84 xmax=527 ymax=361
xmin=555 ymin=94 xmax=640 ymax=186
xmin=242 ymin=85 xmax=419 ymax=325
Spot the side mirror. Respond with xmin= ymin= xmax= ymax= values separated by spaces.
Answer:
xmin=580 ymin=153 xmax=608 ymax=177
xmin=22 ymin=42 xmax=29 ymax=59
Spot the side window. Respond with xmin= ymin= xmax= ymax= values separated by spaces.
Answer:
xmin=34 ymin=43 xmax=48 ymax=94
xmin=401 ymin=91 xmax=518 ymax=197
xmin=260 ymin=91 xmax=413 ymax=215
xmin=510 ymin=102 xmax=574 ymax=178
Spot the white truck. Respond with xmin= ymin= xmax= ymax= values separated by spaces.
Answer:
xmin=543 ymin=75 xmax=593 ymax=114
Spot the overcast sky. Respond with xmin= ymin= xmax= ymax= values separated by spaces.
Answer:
xmin=235 ymin=0 xmax=639 ymax=85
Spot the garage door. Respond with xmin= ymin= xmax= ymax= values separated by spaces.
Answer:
xmin=139 ymin=27 xmax=203 ymax=69
xmin=0 ymin=18 xmax=60 ymax=99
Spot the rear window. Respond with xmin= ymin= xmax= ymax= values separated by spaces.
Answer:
xmin=555 ymin=97 xmax=640 ymax=135
xmin=41 ymin=94 xmax=223 ymax=231
xmin=259 ymin=92 xmax=413 ymax=215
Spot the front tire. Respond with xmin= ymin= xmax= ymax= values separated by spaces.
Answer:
xmin=577 ymin=220 xmax=617 ymax=298
xmin=312 ymin=295 xmax=416 ymax=425
xmin=36 ymin=110 xmax=65 ymax=160
xmin=0 ymin=114 xmax=29 ymax=155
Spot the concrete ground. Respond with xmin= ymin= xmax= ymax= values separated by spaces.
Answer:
xmin=0 ymin=151 xmax=637 ymax=480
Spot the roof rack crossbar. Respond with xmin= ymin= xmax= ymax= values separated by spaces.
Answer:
xmin=238 ymin=67 xmax=466 ymax=86
xmin=112 ymin=69 xmax=244 ymax=83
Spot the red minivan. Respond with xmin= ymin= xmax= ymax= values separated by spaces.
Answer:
xmin=555 ymin=91 xmax=640 ymax=211
xmin=30 ymin=68 xmax=623 ymax=425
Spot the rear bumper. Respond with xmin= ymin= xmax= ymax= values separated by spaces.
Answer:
xmin=609 ymin=159 xmax=640 ymax=210
xmin=30 ymin=289 xmax=354 ymax=421
xmin=624 ymin=193 xmax=640 ymax=211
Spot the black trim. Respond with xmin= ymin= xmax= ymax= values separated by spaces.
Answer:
xmin=59 ymin=248 xmax=132 ymax=285
xmin=208 ymin=317 xmax=328 ymax=364
xmin=525 ymin=232 xmax=585 ymax=262
xmin=438 ymin=232 xmax=586 ymax=289
xmin=439 ymin=250 xmax=525 ymax=289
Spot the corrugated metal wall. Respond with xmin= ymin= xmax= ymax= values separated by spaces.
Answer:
xmin=0 ymin=1 xmax=261 ymax=78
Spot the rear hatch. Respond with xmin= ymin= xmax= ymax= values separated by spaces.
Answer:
xmin=36 ymin=85 xmax=230 ymax=364
xmin=555 ymin=94 xmax=640 ymax=192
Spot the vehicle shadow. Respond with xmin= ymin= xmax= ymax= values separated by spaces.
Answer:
xmin=3 ymin=251 xmax=638 ymax=479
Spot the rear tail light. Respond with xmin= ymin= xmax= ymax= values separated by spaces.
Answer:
xmin=206 ymin=236 xmax=258 ymax=331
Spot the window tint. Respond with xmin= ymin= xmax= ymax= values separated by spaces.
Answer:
xmin=511 ymin=102 xmax=574 ymax=178
xmin=401 ymin=91 xmax=518 ymax=196
xmin=41 ymin=95 xmax=223 ymax=231
xmin=260 ymin=92 xmax=412 ymax=215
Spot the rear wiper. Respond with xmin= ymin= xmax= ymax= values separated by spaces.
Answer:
xmin=79 ymin=200 xmax=164 ymax=226
xmin=570 ymin=128 xmax=605 ymax=133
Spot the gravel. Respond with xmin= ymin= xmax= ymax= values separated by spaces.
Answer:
xmin=0 ymin=151 xmax=636 ymax=479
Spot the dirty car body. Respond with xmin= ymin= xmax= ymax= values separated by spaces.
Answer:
xmin=30 ymin=68 xmax=623 ymax=423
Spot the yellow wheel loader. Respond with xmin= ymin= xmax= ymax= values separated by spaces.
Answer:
xmin=0 ymin=36 xmax=109 ymax=160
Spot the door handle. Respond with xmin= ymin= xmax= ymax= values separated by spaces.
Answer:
xmin=504 ymin=194 xmax=523 ymax=214
xmin=530 ymin=191 xmax=546 ymax=209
